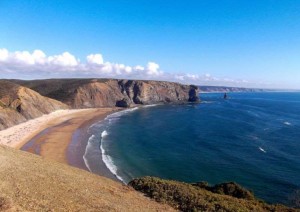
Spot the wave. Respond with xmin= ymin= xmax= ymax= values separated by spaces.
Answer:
xmin=284 ymin=121 xmax=291 ymax=126
xmin=89 ymin=122 xmax=104 ymax=130
xmin=105 ymin=107 xmax=139 ymax=120
xmin=100 ymin=130 xmax=125 ymax=183
xmin=101 ymin=130 xmax=108 ymax=138
xmin=201 ymin=101 xmax=215 ymax=104
xmin=142 ymin=104 xmax=160 ymax=108
xmin=259 ymin=147 xmax=267 ymax=153
xmin=83 ymin=135 xmax=96 ymax=172
xmin=83 ymin=107 xmax=141 ymax=184
xmin=85 ymin=105 xmax=158 ymax=184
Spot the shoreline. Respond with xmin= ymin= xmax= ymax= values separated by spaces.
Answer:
xmin=0 ymin=108 xmax=122 ymax=182
xmin=66 ymin=110 xmax=121 ymax=181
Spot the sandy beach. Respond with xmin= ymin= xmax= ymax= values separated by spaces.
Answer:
xmin=0 ymin=108 xmax=120 ymax=179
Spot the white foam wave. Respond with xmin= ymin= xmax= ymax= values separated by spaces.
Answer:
xmin=201 ymin=101 xmax=214 ymax=104
xmin=100 ymin=131 xmax=125 ymax=183
xmin=105 ymin=107 xmax=139 ymax=120
xmin=101 ymin=130 xmax=108 ymax=138
xmin=89 ymin=122 xmax=103 ymax=130
xmin=83 ymin=107 xmax=140 ymax=184
xmin=284 ymin=121 xmax=291 ymax=126
xmin=142 ymin=104 xmax=159 ymax=108
xmin=259 ymin=147 xmax=267 ymax=153
xmin=83 ymin=135 xmax=96 ymax=172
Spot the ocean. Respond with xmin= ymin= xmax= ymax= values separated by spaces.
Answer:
xmin=84 ymin=92 xmax=300 ymax=206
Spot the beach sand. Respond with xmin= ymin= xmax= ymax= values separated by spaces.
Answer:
xmin=0 ymin=108 xmax=121 ymax=180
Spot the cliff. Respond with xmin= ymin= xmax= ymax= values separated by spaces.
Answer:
xmin=0 ymin=79 xmax=198 ymax=130
xmin=0 ymin=80 xmax=68 ymax=130
xmin=13 ymin=78 xmax=199 ymax=108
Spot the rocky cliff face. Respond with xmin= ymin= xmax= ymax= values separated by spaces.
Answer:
xmin=0 ymin=79 xmax=199 ymax=130
xmin=118 ymin=80 xmax=198 ymax=106
xmin=71 ymin=79 xmax=198 ymax=108
xmin=0 ymin=80 xmax=68 ymax=130
xmin=14 ymin=79 xmax=199 ymax=108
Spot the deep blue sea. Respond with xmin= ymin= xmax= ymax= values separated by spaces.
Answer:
xmin=84 ymin=92 xmax=300 ymax=206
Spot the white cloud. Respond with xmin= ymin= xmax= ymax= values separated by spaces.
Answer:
xmin=146 ymin=62 xmax=162 ymax=76
xmin=32 ymin=50 xmax=47 ymax=64
xmin=87 ymin=54 xmax=103 ymax=65
xmin=0 ymin=48 xmax=267 ymax=88
xmin=134 ymin=65 xmax=145 ymax=71
xmin=0 ymin=49 xmax=9 ymax=61
xmin=14 ymin=51 xmax=36 ymax=65
xmin=174 ymin=75 xmax=185 ymax=81
xmin=48 ymin=52 xmax=79 ymax=66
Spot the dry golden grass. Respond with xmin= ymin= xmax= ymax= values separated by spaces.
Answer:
xmin=0 ymin=145 xmax=175 ymax=211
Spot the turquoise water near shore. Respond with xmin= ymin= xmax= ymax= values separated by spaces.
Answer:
xmin=85 ymin=92 xmax=300 ymax=205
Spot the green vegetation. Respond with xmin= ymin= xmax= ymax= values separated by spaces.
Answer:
xmin=191 ymin=181 xmax=255 ymax=200
xmin=129 ymin=176 xmax=298 ymax=212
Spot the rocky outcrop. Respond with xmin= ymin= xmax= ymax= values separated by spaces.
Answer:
xmin=14 ymin=79 xmax=199 ymax=109
xmin=71 ymin=80 xmax=124 ymax=108
xmin=0 ymin=80 xmax=68 ymax=130
xmin=118 ymin=80 xmax=199 ymax=106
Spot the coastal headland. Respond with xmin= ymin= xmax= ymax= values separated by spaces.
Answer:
xmin=0 ymin=78 xmax=298 ymax=211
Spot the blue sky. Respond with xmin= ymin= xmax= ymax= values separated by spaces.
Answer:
xmin=1 ymin=0 xmax=300 ymax=88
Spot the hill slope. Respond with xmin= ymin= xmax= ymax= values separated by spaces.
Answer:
xmin=0 ymin=80 xmax=68 ymax=130
xmin=0 ymin=145 xmax=174 ymax=211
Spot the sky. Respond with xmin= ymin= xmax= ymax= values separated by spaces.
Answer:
xmin=1 ymin=0 xmax=300 ymax=89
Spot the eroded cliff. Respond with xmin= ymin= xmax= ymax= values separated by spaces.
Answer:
xmin=0 ymin=79 xmax=199 ymax=130
xmin=14 ymin=78 xmax=199 ymax=108
xmin=0 ymin=80 xmax=68 ymax=130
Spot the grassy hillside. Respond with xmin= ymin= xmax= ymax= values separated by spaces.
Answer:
xmin=0 ymin=145 xmax=174 ymax=211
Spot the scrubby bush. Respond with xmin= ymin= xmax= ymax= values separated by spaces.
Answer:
xmin=129 ymin=176 xmax=297 ymax=212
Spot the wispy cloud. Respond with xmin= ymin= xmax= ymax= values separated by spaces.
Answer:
xmin=0 ymin=48 xmax=269 ymax=88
